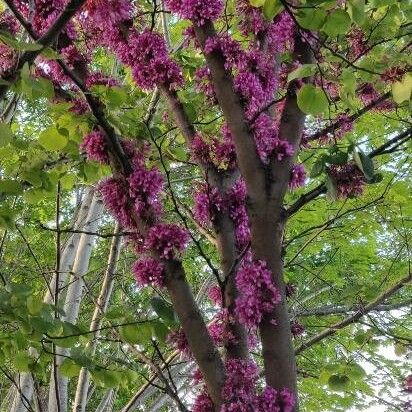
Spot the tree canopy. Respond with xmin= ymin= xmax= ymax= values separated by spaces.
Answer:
xmin=0 ymin=0 xmax=411 ymax=411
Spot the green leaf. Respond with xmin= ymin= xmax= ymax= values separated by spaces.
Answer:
xmin=392 ymin=73 xmax=412 ymax=104
xmin=38 ymin=127 xmax=68 ymax=151
xmin=322 ymin=10 xmax=351 ymax=36
xmin=263 ymin=0 xmax=283 ymax=20
xmin=0 ymin=122 xmax=13 ymax=147
xmin=27 ymin=296 xmax=43 ymax=315
xmin=119 ymin=323 xmax=151 ymax=345
xmin=296 ymin=9 xmax=327 ymax=30
xmin=249 ymin=0 xmax=265 ymax=7
xmin=151 ymin=297 xmax=177 ymax=326
xmin=353 ymin=150 xmax=374 ymax=181
xmin=152 ymin=320 xmax=170 ymax=343
xmin=0 ymin=179 xmax=22 ymax=194
xmin=346 ymin=363 xmax=366 ymax=380
xmin=310 ymin=158 xmax=325 ymax=178
xmin=348 ymin=0 xmax=366 ymax=25
xmin=60 ymin=359 xmax=81 ymax=378
xmin=13 ymin=352 xmax=33 ymax=372
xmin=328 ymin=374 xmax=350 ymax=391
xmin=0 ymin=31 xmax=43 ymax=51
xmin=287 ymin=64 xmax=317 ymax=83
xmin=297 ymin=84 xmax=329 ymax=115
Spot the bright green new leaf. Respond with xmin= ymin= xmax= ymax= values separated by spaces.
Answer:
xmin=13 ymin=352 xmax=33 ymax=372
xmin=296 ymin=9 xmax=327 ymax=30
xmin=263 ymin=0 xmax=283 ymax=21
xmin=0 ymin=122 xmax=13 ymax=147
xmin=60 ymin=359 xmax=82 ymax=378
xmin=288 ymin=64 xmax=317 ymax=83
xmin=249 ymin=0 xmax=265 ymax=7
xmin=0 ymin=179 xmax=22 ymax=194
xmin=322 ymin=9 xmax=352 ymax=36
xmin=27 ymin=296 xmax=43 ymax=315
xmin=38 ymin=127 xmax=68 ymax=151
xmin=120 ymin=323 xmax=153 ymax=344
xmin=0 ymin=32 xmax=43 ymax=51
xmin=348 ymin=0 xmax=366 ymax=25
xmin=392 ymin=73 xmax=412 ymax=104
xmin=297 ymin=84 xmax=329 ymax=115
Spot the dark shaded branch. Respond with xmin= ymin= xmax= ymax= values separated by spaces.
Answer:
xmin=286 ymin=128 xmax=412 ymax=217
xmin=295 ymin=299 xmax=412 ymax=317
xmin=295 ymin=272 xmax=412 ymax=354
xmin=1 ymin=0 xmax=87 ymax=100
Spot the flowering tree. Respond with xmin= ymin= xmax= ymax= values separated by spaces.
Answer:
xmin=0 ymin=0 xmax=411 ymax=411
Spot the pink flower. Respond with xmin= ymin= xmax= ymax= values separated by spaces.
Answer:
xmin=99 ymin=177 xmax=135 ymax=228
xmin=289 ymin=164 xmax=306 ymax=190
xmin=167 ymin=328 xmax=192 ymax=357
xmin=132 ymin=257 xmax=164 ymax=288
xmin=165 ymin=0 xmax=223 ymax=25
xmin=235 ymin=260 xmax=281 ymax=328
xmin=207 ymin=285 xmax=222 ymax=306
xmin=145 ymin=223 xmax=189 ymax=259
xmin=290 ymin=320 xmax=305 ymax=337
xmin=193 ymin=389 xmax=214 ymax=412
xmin=328 ymin=163 xmax=365 ymax=199
xmin=81 ymin=130 xmax=109 ymax=164
xmin=127 ymin=29 xmax=183 ymax=90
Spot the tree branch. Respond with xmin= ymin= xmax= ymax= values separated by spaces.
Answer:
xmin=1 ymin=0 xmax=87 ymax=100
xmin=295 ymin=272 xmax=412 ymax=354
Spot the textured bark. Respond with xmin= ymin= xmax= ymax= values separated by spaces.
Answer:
xmin=72 ymin=224 xmax=122 ymax=412
xmin=48 ymin=195 xmax=104 ymax=412
xmin=9 ymin=371 xmax=34 ymax=412
xmin=10 ymin=191 xmax=95 ymax=412
xmin=160 ymin=86 xmax=248 ymax=360
xmin=44 ymin=187 xmax=95 ymax=305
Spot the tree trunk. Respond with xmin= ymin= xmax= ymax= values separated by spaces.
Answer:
xmin=48 ymin=194 xmax=103 ymax=412
xmin=72 ymin=223 xmax=122 ymax=412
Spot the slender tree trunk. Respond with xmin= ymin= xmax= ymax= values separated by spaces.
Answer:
xmin=48 ymin=195 xmax=103 ymax=412
xmin=95 ymin=390 xmax=116 ymax=412
xmin=9 ymin=189 xmax=95 ymax=412
xmin=72 ymin=223 xmax=122 ymax=412
xmin=44 ymin=187 xmax=95 ymax=305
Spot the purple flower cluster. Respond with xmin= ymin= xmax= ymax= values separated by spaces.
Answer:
xmin=81 ymin=130 xmax=109 ymax=164
xmin=208 ymin=309 xmax=236 ymax=347
xmin=165 ymin=0 xmax=223 ymax=26
xmin=126 ymin=30 xmax=183 ymax=90
xmin=127 ymin=167 xmax=164 ymax=216
xmin=290 ymin=320 xmax=305 ymax=337
xmin=0 ymin=11 xmax=19 ymax=34
xmin=193 ymin=389 xmax=214 ymax=412
xmin=252 ymin=114 xmax=294 ymax=163
xmin=193 ymin=179 xmax=250 ymax=248
xmin=257 ymin=387 xmax=296 ymax=412
xmin=328 ymin=163 xmax=365 ymax=199
xmin=132 ymin=257 xmax=165 ymax=288
xmin=167 ymin=328 xmax=192 ymax=357
xmin=191 ymin=133 xmax=236 ymax=170
xmin=145 ymin=223 xmax=189 ymax=260
xmin=234 ymin=50 xmax=277 ymax=119
xmin=194 ymin=184 xmax=224 ymax=225
xmin=221 ymin=359 xmax=259 ymax=411
xmin=235 ymin=260 xmax=281 ymax=328
xmin=84 ymin=0 xmax=132 ymax=27
xmin=289 ymin=164 xmax=306 ymax=190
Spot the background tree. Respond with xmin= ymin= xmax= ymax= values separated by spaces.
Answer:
xmin=0 ymin=0 xmax=411 ymax=411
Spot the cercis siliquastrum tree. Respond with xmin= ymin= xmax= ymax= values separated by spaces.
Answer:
xmin=0 ymin=0 xmax=411 ymax=410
